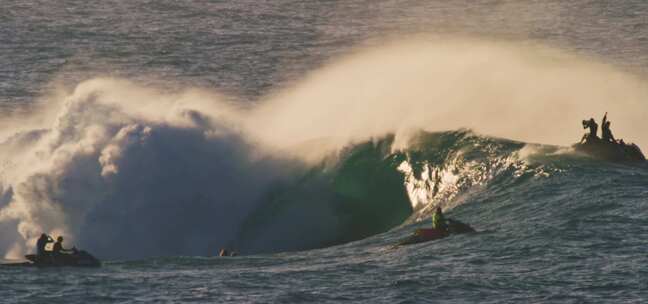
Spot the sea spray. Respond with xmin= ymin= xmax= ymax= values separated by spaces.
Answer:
xmin=0 ymin=79 xmax=290 ymax=259
xmin=0 ymin=38 xmax=646 ymax=259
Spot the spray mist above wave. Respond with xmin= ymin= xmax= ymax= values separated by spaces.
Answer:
xmin=249 ymin=38 xmax=648 ymax=155
xmin=0 ymin=37 xmax=647 ymax=259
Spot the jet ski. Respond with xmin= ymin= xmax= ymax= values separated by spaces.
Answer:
xmin=6 ymin=249 xmax=102 ymax=267
xmin=396 ymin=218 xmax=475 ymax=246
xmin=573 ymin=137 xmax=646 ymax=162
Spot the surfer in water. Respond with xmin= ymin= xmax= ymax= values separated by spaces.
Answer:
xmin=432 ymin=206 xmax=448 ymax=233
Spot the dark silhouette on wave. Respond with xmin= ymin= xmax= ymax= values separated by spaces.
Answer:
xmin=2 ymin=233 xmax=100 ymax=267
xmin=574 ymin=113 xmax=645 ymax=162
xmin=395 ymin=218 xmax=475 ymax=246
xmin=23 ymin=250 xmax=101 ymax=267
xmin=2 ymin=250 xmax=100 ymax=268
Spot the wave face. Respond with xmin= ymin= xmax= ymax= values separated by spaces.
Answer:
xmin=0 ymin=80 xmax=638 ymax=261
xmin=236 ymin=136 xmax=413 ymax=253
xmin=3 ymin=126 xmax=648 ymax=302
xmin=234 ymin=129 xmax=543 ymax=253
xmin=0 ymin=92 xmax=554 ymax=259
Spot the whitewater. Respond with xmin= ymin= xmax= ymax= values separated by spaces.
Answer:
xmin=1 ymin=1 xmax=648 ymax=303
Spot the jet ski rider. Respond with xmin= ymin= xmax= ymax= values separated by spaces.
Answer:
xmin=580 ymin=118 xmax=599 ymax=144
xmin=36 ymin=233 xmax=54 ymax=257
xmin=52 ymin=236 xmax=77 ymax=256
xmin=601 ymin=112 xmax=616 ymax=143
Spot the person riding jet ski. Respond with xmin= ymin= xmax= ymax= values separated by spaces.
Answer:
xmin=580 ymin=118 xmax=599 ymax=144
xmin=52 ymin=236 xmax=77 ymax=256
xmin=36 ymin=233 xmax=54 ymax=257
xmin=601 ymin=112 xmax=616 ymax=143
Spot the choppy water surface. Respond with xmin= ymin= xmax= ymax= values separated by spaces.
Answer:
xmin=1 ymin=1 xmax=648 ymax=303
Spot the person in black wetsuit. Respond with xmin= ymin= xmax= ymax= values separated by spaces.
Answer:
xmin=52 ymin=236 xmax=75 ymax=256
xmin=580 ymin=118 xmax=599 ymax=143
xmin=601 ymin=112 xmax=616 ymax=143
xmin=36 ymin=233 xmax=53 ymax=256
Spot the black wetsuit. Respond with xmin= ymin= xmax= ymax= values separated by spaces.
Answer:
xmin=588 ymin=120 xmax=598 ymax=139
xmin=52 ymin=241 xmax=66 ymax=255
xmin=601 ymin=115 xmax=615 ymax=142
xmin=602 ymin=124 xmax=615 ymax=142
xmin=36 ymin=235 xmax=52 ymax=256
xmin=581 ymin=119 xmax=599 ymax=144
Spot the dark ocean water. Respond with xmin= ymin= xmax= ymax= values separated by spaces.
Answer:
xmin=1 ymin=1 xmax=648 ymax=303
